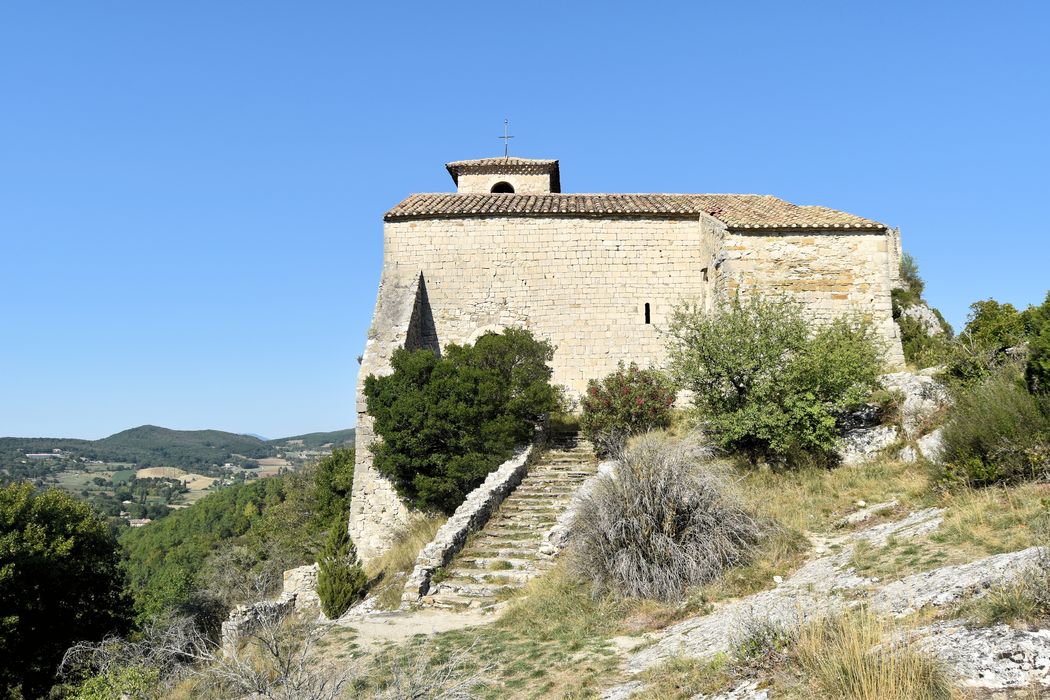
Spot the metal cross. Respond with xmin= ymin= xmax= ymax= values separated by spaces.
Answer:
xmin=499 ymin=119 xmax=514 ymax=157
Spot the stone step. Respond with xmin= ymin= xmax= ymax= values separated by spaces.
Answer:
xmin=431 ymin=580 xmax=518 ymax=598
xmin=459 ymin=547 xmax=545 ymax=559
xmin=424 ymin=592 xmax=485 ymax=609
xmin=418 ymin=434 xmax=596 ymax=610
xmin=504 ymin=490 xmax=573 ymax=498
xmin=442 ymin=568 xmax=536 ymax=584
xmin=492 ymin=505 xmax=562 ymax=517
xmin=512 ymin=484 xmax=588 ymax=495
xmin=480 ymin=523 xmax=551 ymax=534
xmin=458 ymin=556 xmax=553 ymax=570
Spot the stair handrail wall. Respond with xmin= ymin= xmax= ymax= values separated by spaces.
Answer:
xmin=399 ymin=431 xmax=548 ymax=607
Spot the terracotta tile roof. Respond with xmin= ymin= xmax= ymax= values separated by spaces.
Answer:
xmin=445 ymin=157 xmax=561 ymax=192
xmin=384 ymin=193 xmax=886 ymax=231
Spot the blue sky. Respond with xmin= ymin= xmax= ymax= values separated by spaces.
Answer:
xmin=1 ymin=2 xmax=1047 ymax=439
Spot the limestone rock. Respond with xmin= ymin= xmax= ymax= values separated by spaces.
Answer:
xmin=899 ymin=445 xmax=918 ymax=463
xmin=917 ymin=427 xmax=945 ymax=463
xmin=880 ymin=372 xmax=951 ymax=437
xmin=834 ymin=499 xmax=899 ymax=527
xmin=624 ymin=508 xmax=945 ymax=674
xmin=838 ymin=425 xmax=899 ymax=466
xmin=872 ymin=547 xmax=1044 ymax=616
xmin=912 ymin=622 xmax=1050 ymax=690
xmin=900 ymin=303 xmax=947 ymax=337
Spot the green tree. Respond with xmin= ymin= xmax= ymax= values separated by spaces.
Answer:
xmin=964 ymin=299 xmax=1026 ymax=351
xmin=365 ymin=328 xmax=558 ymax=513
xmin=312 ymin=447 xmax=355 ymax=527
xmin=1024 ymin=291 xmax=1050 ymax=394
xmin=316 ymin=520 xmax=367 ymax=619
xmin=667 ymin=295 xmax=882 ymax=467
xmin=0 ymin=483 xmax=131 ymax=698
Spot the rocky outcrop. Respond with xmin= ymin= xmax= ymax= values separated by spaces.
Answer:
xmin=401 ymin=445 xmax=534 ymax=606
xmin=610 ymin=508 xmax=1048 ymax=696
xmin=917 ymin=427 xmax=945 ymax=462
xmin=880 ymin=371 xmax=951 ymax=437
xmin=837 ymin=371 xmax=951 ymax=466
xmin=900 ymin=303 xmax=947 ymax=337
xmin=623 ymin=508 xmax=946 ymax=676
xmin=872 ymin=547 xmax=1042 ymax=616
xmin=838 ymin=425 xmax=899 ymax=466
xmin=912 ymin=622 xmax=1050 ymax=691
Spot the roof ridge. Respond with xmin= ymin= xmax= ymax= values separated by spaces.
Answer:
xmin=384 ymin=193 xmax=886 ymax=231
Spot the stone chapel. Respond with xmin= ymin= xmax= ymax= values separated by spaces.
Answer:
xmin=350 ymin=156 xmax=905 ymax=560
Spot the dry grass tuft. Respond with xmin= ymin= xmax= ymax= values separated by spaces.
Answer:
xmin=791 ymin=609 xmax=958 ymax=700
xmin=569 ymin=434 xmax=764 ymax=601
xmin=366 ymin=514 xmax=445 ymax=610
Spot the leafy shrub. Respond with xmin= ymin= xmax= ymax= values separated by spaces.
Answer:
xmin=0 ymin=483 xmax=132 ymax=699
xmin=1024 ymin=291 xmax=1050 ymax=393
xmin=365 ymin=327 xmax=558 ymax=513
xmin=666 ymin=295 xmax=882 ymax=467
xmin=69 ymin=667 xmax=161 ymax=700
xmin=580 ymin=362 xmax=676 ymax=454
xmin=896 ymin=313 xmax=952 ymax=369
xmin=569 ymin=435 xmax=762 ymax=601
xmin=964 ymin=299 xmax=1027 ymax=350
xmin=317 ymin=519 xmax=367 ymax=619
xmin=946 ymin=299 xmax=1029 ymax=386
xmin=940 ymin=371 xmax=1050 ymax=485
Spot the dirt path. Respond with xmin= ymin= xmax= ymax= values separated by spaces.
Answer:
xmin=329 ymin=606 xmax=501 ymax=652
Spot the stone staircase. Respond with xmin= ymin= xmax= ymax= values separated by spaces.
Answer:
xmin=422 ymin=434 xmax=597 ymax=609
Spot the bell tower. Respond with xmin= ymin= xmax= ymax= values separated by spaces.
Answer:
xmin=445 ymin=157 xmax=561 ymax=194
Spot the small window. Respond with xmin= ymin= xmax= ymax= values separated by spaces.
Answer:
xmin=490 ymin=181 xmax=515 ymax=193
xmin=644 ymin=303 xmax=651 ymax=324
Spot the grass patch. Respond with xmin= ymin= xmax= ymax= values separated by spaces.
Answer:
xmin=366 ymin=514 xmax=445 ymax=610
xmin=850 ymin=482 xmax=1050 ymax=581
xmin=111 ymin=469 xmax=136 ymax=484
xmin=956 ymin=519 xmax=1050 ymax=628
xmin=353 ymin=566 xmax=669 ymax=699
xmin=637 ymin=655 xmax=734 ymax=699
xmin=787 ymin=608 xmax=957 ymax=699
xmin=735 ymin=457 xmax=935 ymax=534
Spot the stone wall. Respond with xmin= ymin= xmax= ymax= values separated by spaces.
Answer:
xmin=381 ymin=215 xmax=715 ymax=395
xmin=348 ymin=274 xmax=420 ymax=561
xmin=456 ymin=172 xmax=553 ymax=194
xmin=719 ymin=228 xmax=904 ymax=366
xmin=401 ymin=446 xmax=533 ymax=605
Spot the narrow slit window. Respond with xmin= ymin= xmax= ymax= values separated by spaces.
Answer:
xmin=644 ymin=303 xmax=651 ymax=324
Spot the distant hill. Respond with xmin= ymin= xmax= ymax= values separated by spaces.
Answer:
xmin=0 ymin=425 xmax=355 ymax=481
xmin=269 ymin=429 xmax=356 ymax=449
